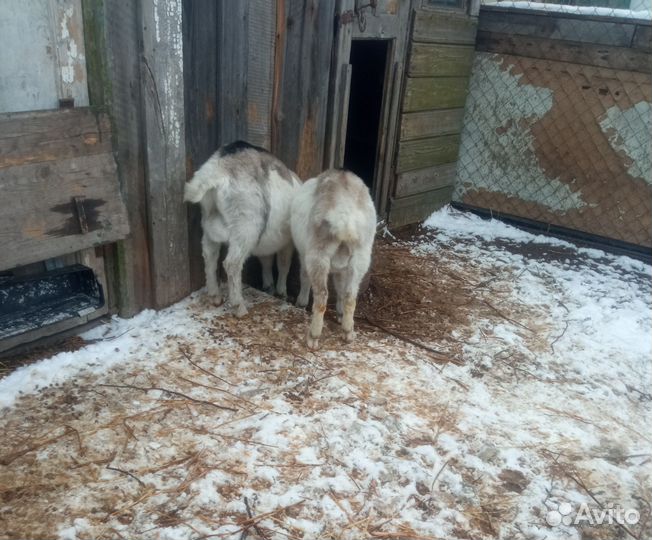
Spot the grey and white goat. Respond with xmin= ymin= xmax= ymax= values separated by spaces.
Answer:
xmin=291 ymin=169 xmax=376 ymax=348
xmin=184 ymin=141 xmax=301 ymax=317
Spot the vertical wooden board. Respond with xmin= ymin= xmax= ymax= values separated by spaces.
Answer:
xmin=141 ymin=0 xmax=190 ymax=308
xmin=273 ymin=0 xmax=337 ymax=179
xmin=51 ymin=0 xmax=90 ymax=107
xmin=402 ymin=77 xmax=469 ymax=112
xmin=324 ymin=0 xmax=354 ymax=168
xmin=408 ymin=43 xmax=475 ymax=77
xmin=400 ymin=108 xmax=465 ymax=140
xmin=103 ymin=0 xmax=153 ymax=315
xmin=412 ymin=11 xmax=478 ymax=45
xmin=246 ymin=0 xmax=276 ymax=149
xmin=217 ymin=0 xmax=249 ymax=144
xmin=397 ymin=134 xmax=461 ymax=172
xmin=183 ymin=0 xmax=219 ymax=291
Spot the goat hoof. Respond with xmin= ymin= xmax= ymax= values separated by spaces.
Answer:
xmin=336 ymin=313 xmax=343 ymax=324
xmin=296 ymin=296 xmax=309 ymax=309
xmin=344 ymin=330 xmax=356 ymax=343
xmin=306 ymin=334 xmax=320 ymax=350
xmin=234 ymin=304 xmax=248 ymax=318
xmin=206 ymin=293 xmax=223 ymax=307
xmin=262 ymin=285 xmax=275 ymax=296
xmin=275 ymin=288 xmax=287 ymax=300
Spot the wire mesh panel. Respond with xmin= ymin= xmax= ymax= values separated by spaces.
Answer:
xmin=454 ymin=1 xmax=652 ymax=247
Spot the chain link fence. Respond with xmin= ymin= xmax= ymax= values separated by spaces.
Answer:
xmin=454 ymin=0 xmax=652 ymax=248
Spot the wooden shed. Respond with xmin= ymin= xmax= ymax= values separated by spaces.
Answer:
xmin=0 ymin=0 xmax=479 ymax=351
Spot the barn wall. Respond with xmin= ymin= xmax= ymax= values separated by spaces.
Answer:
xmin=272 ymin=0 xmax=337 ymax=179
xmin=455 ymin=7 xmax=652 ymax=248
xmin=389 ymin=5 xmax=479 ymax=227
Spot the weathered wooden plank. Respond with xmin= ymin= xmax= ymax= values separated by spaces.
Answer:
xmin=478 ymin=8 xmax=636 ymax=47
xmin=397 ymin=134 xmax=461 ymax=172
xmin=400 ymin=108 xmax=465 ymax=141
xmin=0 ymin=109 xmax=111 ymax=169
xmin=632 ymin=24 xmax=652 ymax=51
xmin=273 ymin=0 xmax=337 ymax=179
xmin=402 ymin=77 xmax=469 ymax=112
xmin=408 ymin=43 xmax=475 ymax=77
xmin=141 ymin=0 xmax=190 ymax=308
xmin=0 ymin=154 xmax=130 ymax=270
xmin=52 ymin=0 xmax=90 ymax=107
xmin=103 ymin=0 xmax=153 ymax=315
xmin=183 ymin=0 xmax=219 ymax=291
xmin=476 ymin=30 xmax=652 ymax=73
xmin=389 ymin=186 xmax=454 ymax=227
xmin=413 ymin=11 xmax=478 ymax=45
xmin=395 ymin=162 xmax=457 ymax=197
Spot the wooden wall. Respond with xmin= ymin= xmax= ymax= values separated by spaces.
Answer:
xmin=455 ymin=7 xmax=652 ymax=248
xmin=389 ymin=6 xmax=479 ymax=227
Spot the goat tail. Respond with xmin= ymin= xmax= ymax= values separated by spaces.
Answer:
xmin=184 ymin=160 xmax=228 ymax=204
xmin=183 ymin=173 xmax=213 ymax=203
xmin=325 ymin=209 xmax=361 ymax=245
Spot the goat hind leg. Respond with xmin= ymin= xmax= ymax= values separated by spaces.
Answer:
xmin=202 ymin=235 xmax=222 ymax=305
xmin=259 ymin=255 xmax=274 ymax=294
xmin=223 ymin=242 xmax=253 ymax=318
xmin=341 ymin=267 xmax=365 ymax=343
xmin=296 ymin=256 xmax=311 ymax=308
xmin=275 ymin=244 xmax=293 ymax=299
xmin=333 ymin=272 xmax=345 ymax=324
xmin=306 ymin=258 xmax=329 ymax=349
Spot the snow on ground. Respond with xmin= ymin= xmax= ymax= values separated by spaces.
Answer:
xmin=485 ymin=0 xmax=652 ymax=20
xmin=0 ymin=206 xmax=650 ymax=540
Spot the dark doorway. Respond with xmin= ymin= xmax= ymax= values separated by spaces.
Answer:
xmin=343 ymin=39 xmax=389 ymax=194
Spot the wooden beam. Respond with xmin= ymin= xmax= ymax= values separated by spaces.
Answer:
xmin=400 ymin=108 xmax=465 ymax=141
xmin=397 ymin=134 xmax=461 ymax=172
xmin=395 ymin=162 xmax=457 ymax=198
xmin=408 ymin=43 xmax=475 ymax=77
xmin=478 ymin=7 xmax=637 ymax=47
xmin=476 ymin=31 xmax=652 ymax=73
xmin=140 ymin=0 xmax=191 ymax=308
xmin=402 ymin=77 xmax=470 ymax=112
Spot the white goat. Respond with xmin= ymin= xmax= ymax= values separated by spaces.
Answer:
xmin=291 ymin=169 xmax=376 ymax=348
xmin=184 ymin=141 xmax=301 ymax=317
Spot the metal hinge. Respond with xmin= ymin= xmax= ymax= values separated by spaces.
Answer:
xmin=338 ymin=0 xmax=377 ymax=32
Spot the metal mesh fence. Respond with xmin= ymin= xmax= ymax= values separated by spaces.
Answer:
xmin=454 ymin=0 xmax=652 ymax=247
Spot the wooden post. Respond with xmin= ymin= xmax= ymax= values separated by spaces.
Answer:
xmin=140 ymin=0 xmax=191 ymax=308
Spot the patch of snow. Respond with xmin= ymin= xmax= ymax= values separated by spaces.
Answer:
xmin=455 ymin=54 xmax=587 ymax=212
xmin=600 ymin=101 xmax=652 ymax=184
xmin=486 ymin=0 xmax=652 ymax=19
